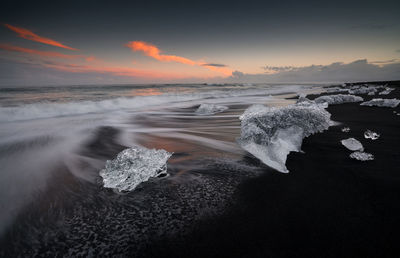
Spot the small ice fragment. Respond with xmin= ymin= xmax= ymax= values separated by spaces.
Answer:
xmin=314 ymin=94 xmax=363 ymax=105
xmin=341 ymin=138 xmax=364 ymax=151
xmin=349 ymin=86 xmax=379 ymax=95
xmin=195 ymin=103 xmax=228 ymax=115
xmin=379 ymin=87 xmax=394 ymax=95
xmin=341 ymin=127 xmax=350 ymax=133
xmin=360 ymin=98 xmax=400 ymax=108
xmin=99 ymin=146 xmax=173 ymax=192
xmin=364 ymin=130 xmax=380 ymax=140
xmin=349 ymin=151 xmax=374 ymax=161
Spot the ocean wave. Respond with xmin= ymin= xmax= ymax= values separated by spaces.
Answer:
xmin=0 ymin=85 xmax=314 ymax=122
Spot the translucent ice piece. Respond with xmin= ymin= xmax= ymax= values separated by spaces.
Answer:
xmin=364 ymin=129 xmax=380 ymax=140
xmin=195 ymin=104 xmax=228 ymax=115
xmin=349 ymin=151 xmax=374 ymax=161
xmin=341 ymin=138 xmax=364 ymax=151
xmin=99 ymin=146 xmax=173 ymax=192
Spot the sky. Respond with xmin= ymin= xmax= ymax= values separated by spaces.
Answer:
xmin=0 ymin=0 xmax=399 ymax=86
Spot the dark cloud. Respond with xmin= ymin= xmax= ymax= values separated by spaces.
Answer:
xmin=231 ymin=71 xmax=244 ymax=78
xmin=262 ymin=66 xmax=296 ymax=72
xmin=229 ymin=59 xmax=400 ymax=83
xmin=370 ymin=59 xmax=398 ymax=64
xmin=201 ymin=63 xmax=227 ymax=67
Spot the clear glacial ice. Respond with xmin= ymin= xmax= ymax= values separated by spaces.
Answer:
xmin=349 ymin=151 xmax=374 ymax=161
xmin=341 ymin=138 xmax=364 ymax=151
xmin=360 ymin=98 xmax=400 ymax=108
xmin=364 ymin=130 xmax=380 ymax=140
xmin=238 ymin=103 xmax=331 ymax=173
xmin=314 ymin=94 xmax=364 ymax=105
xmin=99 ymin=146 xmax=173 ymax=192
xmin=379 ymin=87 xmax=395 ymax=95
xmin=195 ymin=104 xmax=228 ymax=115
xmin=342 ymin=127 xmax=350 ymax=133
xmin=348 ymin=85 xmax=380 ymax=95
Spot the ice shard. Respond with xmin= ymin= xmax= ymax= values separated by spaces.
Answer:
xmin=99 ymin=146 xmax=173 ymax=192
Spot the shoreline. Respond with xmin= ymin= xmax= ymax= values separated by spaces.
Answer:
xmin=142 ymin=81 xmax=400 ymax=257
xmin=1 ymin=81 xmax=399 ymax=257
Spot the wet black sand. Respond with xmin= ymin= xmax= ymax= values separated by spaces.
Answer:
xmin=1 ymin=81 xmax=399 ymax=257
xmin=143 ymin=81 xmax=400 ymax=257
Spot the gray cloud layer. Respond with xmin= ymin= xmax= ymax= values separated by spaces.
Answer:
xmin=229 ymin=59 xmax=400 ymax=83
xmin=201 ymin=63 xmax=227 ymax=67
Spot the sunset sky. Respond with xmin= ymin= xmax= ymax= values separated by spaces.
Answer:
xmin=1 ymin=0 xmax=399 ymax=86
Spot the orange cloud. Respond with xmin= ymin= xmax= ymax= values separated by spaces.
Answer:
xmin=126 ymin=41 xmax=233 ymax=76
xmin=0 ymin=44 xmax=91 ymax=60
xmin=4 ymin=24 xmax=77 ymax=50
xmin=125 ymin=41 xmax=196 ymax=65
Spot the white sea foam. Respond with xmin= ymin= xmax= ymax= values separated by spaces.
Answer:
xmin=0 ymin=84 xmax=319 ymax=122
xmin=238 ymin=103 xmax=331 ymax=173
xmin=360 ymin=98 xmax=400 ymax=108
xmin=99 ymin=146 xmax=172 ymax=192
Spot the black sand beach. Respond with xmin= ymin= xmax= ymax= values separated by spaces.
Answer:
xmin=0 ymin=81 xmax=399 ymax=257
xmin=142 ymin=81 xmax=400 ymax=257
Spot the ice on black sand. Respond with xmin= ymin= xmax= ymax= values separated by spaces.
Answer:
xmin=349 ymin=151 xmax=374 ymax=161
xmin=99 ymin=146 xmax=173 ymax=192
xmin=364 ymin=130 xmax=380 ymax=140
xmin=341 ymin=138 xmax=364 ymax=151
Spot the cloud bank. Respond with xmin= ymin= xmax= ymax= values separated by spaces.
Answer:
xmin=229 ymin=59 xmax=400 ymax=83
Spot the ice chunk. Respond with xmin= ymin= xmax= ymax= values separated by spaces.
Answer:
xmin=349 ymin=85 xmax=379 ymax=95
xmin=195 ymin=103 xmax=228 ymax=115
xmin=360 ymin=98 xmax=400 ymax=108
xmin=325 ymin=87 xmax=349 ymax=93
xmin=379 ymin=87 xmax=395 ymax=95
xmin=296 ymin=95 xmax=328 ymax=109
xmin=342 ymin=127 xmax=350 ymax=133
xmin=341 ymin=138 xmax=364 ymax=151
xmin=238 ymin=103 xmax=331 ymax=173
xmin=364 ymin=129 xmax=380 ymax=140
xmin=99 ymin=146 xmax=173 ymax=192
xmin=349 ymin=151 xmax=374 ymax=161
xmin=314 ymin=94 xmax=364 ymax=105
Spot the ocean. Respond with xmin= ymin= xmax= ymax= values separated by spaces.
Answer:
xmin=0 ymin=83 xmax=326 ymax=255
